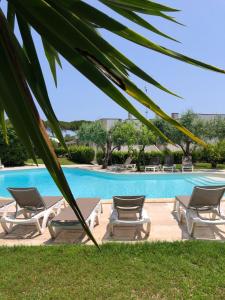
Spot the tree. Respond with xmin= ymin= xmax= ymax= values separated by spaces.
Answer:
xmin=79 ymin=121 xmax=137 ymax=168
xmin=205 ymin=117 xmax=225 ymax=141
xmin=78 ymin=121 xmax=107 ymax=151
xmin=112 ymin=121 xmax=137 ymax=151
xmin=154 ymin=111 xmax=206 ymax=156
xmin=204 ymin=140 xmax=225 ymax=168
xmin=135 ymin=125 xmax=156 ymax=171
xmin=0 ymin=1 xmax=224 ymax=244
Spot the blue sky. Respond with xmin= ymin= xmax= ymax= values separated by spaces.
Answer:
xmin=2 ymin=1 xmax=225 ymax=121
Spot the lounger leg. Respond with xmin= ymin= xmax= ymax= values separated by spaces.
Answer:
xmin=174 ymin=201 xmax=183 ymax=223
xmin=110 ymin=224 xmax=114 ymax=236
xmin=173 ymin=199 xmax=177 ymax=211
xmin=39 ymin=209 xmax=56 ymax=235
xmin=95 ymin=213 xmax=100 ymax=226
xmin=48 ymin=224 xmax=59 ymax=239
xmin=185 ymin=211 xmax=195 ymax=237
xmin=146 ymin=221 xmax=151 ymax=237
xmin=35 ymin=219 xmax=44 ymax=235
xmin=1 ymin=220 xmax=13 ymax=233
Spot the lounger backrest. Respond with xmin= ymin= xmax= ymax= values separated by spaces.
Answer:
xmin=164 ymin=155 xmax=174 ymax=166
xmin=182 ymin=156 xmax=192 ymax=166
xmin=149 ymin=156 xmax=160 ymax=165
xmin=113 ymin=195 xmax=145 ymax=219
xmin=189 ymin=186 xmax=225 ymax=208
xmin=8 ymin=187 xmax=45 ymax=210
xmin=124 ymin=157 xmax=132 ymax=165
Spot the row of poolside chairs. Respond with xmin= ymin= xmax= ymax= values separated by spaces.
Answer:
xmin=1 ymin=185 xmax=225 ymax=239
xmin=110 ymin=155 xmax=194 ymax=172
xmin=145 ymin=155 xmax=194 ymax=172
xmin=0 ymin=188 xmax=149 ymax=238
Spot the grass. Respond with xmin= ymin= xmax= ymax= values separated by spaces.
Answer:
xmin=175 ymin=163 xmax=225 ymax=170
xmin=1 ymin=241 xmax=225 ymax=299
xmin=194 ymin=163 xmax=225 ymax=169
xmin=26 ymin=157 xmax=75 ymax=165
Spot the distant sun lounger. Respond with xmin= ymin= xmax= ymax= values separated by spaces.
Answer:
xmin=111 ymin=157 xmax=136 ymax=171
xmin=145 ymin=156 xmax=161 ymax=172
xmin=162 ymin=155 xmax=176 ymax=172
xmin=182 ymin=156 xmax=194 ymax=172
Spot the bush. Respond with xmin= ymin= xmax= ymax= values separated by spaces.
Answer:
xmin=69 ymin=146 xmax=95 ymax=163
xmin=0 ymin=128 xmax=29 ymax=166
xmin=111 ymin=151 xmax=130 ymax=164
xmin=202 ymin=140 xmax=225 ymax=168
xmin=97 ymin=149 xmax=216 ymax=166
xmin=142 ymin=151 xmax=163 ymax=165
xmin=54 ymin=146 xmax=67 ymax=157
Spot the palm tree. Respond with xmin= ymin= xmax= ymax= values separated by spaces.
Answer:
xmin=0 ymin=0 xmax=224 ymax=245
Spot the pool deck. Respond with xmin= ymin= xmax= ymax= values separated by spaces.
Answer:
xmin=0 ymin=200 xmax=225 ymax=246
xmin=0 ymin=165 xmax=225 ymax=246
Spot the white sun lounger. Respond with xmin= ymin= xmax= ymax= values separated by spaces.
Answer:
xmin=174 ymin=185 xmax=225 ymax=237
xmin=162 ymin=155 xmax=176 ymax=172
xmin=111 ymin=157 xmax=136 ymax=171
xmin=145 ymin=157 xmax=161 ymax=172
xmin=48 ymin=198 xmax=102 ymax=239
xmin=182 ymin=156 xmax=194 ymax=172
xmin=1 ymin=188 xmax=65 ymax=235
xmin=109 ymin=196 xmax=151 ymax=237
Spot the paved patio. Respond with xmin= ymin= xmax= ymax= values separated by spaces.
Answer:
xmin=0 ymin=200 xmax=225 ymax=246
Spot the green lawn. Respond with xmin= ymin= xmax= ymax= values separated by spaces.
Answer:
xmin=26 ymin=157 xmax=75 ymax=165
xmin=175 ymin=163 xmax=225 ymax=170
xmin=1 ymin=242 xmax=225 ymax=299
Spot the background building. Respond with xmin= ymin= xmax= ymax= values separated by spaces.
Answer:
xmin=171 ymin=112 xmax=225 ymax=120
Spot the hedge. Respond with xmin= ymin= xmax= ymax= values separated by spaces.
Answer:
xmin=69 ymin=146 xmax=95 ymax=163
xmin=96 ymin=149 xmax=212 ymax=165
xmin=54 ymin=146 xmax=67 ymax=158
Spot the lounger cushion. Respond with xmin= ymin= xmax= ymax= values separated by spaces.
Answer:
xmin=51 ymin=198 xmax=100 ymax=224
xmin=175 ymin=196 xmax=191 ymax=208
xmin=42 ymin=196 xmax=64 ymax=209
xmin=0 ymin=198 xmax=14 ymax=208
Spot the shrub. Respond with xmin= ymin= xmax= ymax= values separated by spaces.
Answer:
xmin=69 ymin=146 xmax=95 ymax=163
xmin=0 ymin=128 xmax=29 ymax=166
xmin=54 ymin=146 xmax=67 ymax=157
xmin=203 ymin=140 xmax=225 ymax=168
xmin=111 ymin=151 xmax=130 ymax=164
xmin=140 ymin=151 xmax=163 ymax=165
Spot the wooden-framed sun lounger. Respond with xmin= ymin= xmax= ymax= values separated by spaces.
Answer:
xmin=48 ymin=198 xmax=102 ymax=239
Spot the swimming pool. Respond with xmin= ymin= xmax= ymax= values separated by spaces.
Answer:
xmin=1 ymin=168 xmax=225 ymax=199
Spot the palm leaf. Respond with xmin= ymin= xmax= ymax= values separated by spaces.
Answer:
xmin=42 ymin=38 xmax=62 ymax=86
xmin=72 ymin=1 xmax=225 ymax=74
xmin=103 ymin=4 xmax=179 ymax=42
xmin=16 ymin=14 xmax=67 ymax=150
xmin=0 ymin=8 xmax=98 ymax=247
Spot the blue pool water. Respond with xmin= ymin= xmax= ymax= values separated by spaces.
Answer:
xmin=0 ymin=168 xmax=225 ymax=199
